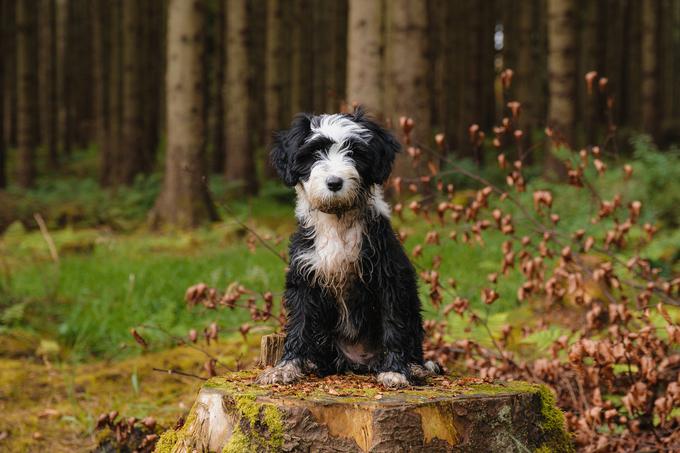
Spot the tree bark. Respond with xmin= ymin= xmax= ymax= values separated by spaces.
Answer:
xmin=515 ymin=0 xmax=540 ymax=152
xmin=0 ymin=0 xmax=9 ymax=188
xmin=224 ymin=0 xmax=259 ymax=196
xmin=16 ymin=0 xmax=39 ymax=188
xmin=103 ymin=0 xmax=123 ymax=186
xmin=457 ymin=0 xmax=483 ymax=161
xmin=346 ymin=0 xmax=384 ymax=117
xmin=546 ymin=0 xmax=576 ymax=177
xmin=3 ymin=0 xmax=17 ymax=149
xmin=56 ymin=0 xmax=71 ymax=156
xmin=263 ymin=0 xmax=286 ymax=178
xmin=641 ymin=0 xmax=660 ymax=139
xmin=290 ymin=0 xmax=314 ymax=116
xmin=117 ymin=0 xmax=146 ymax=184
xmin=140 ymin=0 xmax=164 ymax=172
xmin=385 ymin=0 xmax=431 ymax=178
xmin=92 ymin=0 xmax=110 ymax=183
xmin=327 ymin=0 xmax=348 ymax=112
xmin=211 ymin=0 xmax=226 ymax=173
xmin=39 ymin=0 xmax=58 ymax=170
xmin=577 ymin=0 xmax=601 ymax=145
xmin=150 ymin=0 xmax=217 ymax=229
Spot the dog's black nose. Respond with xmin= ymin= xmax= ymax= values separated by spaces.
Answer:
xmin=326 ymin=176 xmax=344 ymax=192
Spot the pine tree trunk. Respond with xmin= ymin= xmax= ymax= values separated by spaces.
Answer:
xmin=150 ymin=0 xmax=217 ymax=228
xmin=312 ymin=2 xmax=330 ymax=112
xmin=224 ymin=0 xmax=259 ymax=196
xmin=457 ymin=0 xmax=482 ymax=161
xmin=515 ymin=0 xmax=539 ymax=152
xmin=117 ymin=0 xmax=145 ymax=185
xmin=578 ymin=0 xmax=601 ymax=145
xmin=70 ymin=0 xmax=92 ymax=149
xmin=546 ymin=0 xmax=576 ymax=177
xmin=290 ymin=0 xmax=314 ymax=116
xmin=140 ymin=0 xmax=164 ymax=171
xmin=641 ymin=0 xmax=659 ymax=139
xmin=39 ymin=0 xmax=58 ymax=170
xmin=211 ymin=0 xmax=226 ymax=173
xmin=92 ymin=0 xmax=110 ymax=183
xmin=248 ymin=0 xmax=266 ymax=152
xmin=0 ymin=0 xmax=6 ymax=188
xmin=264 ymin=0 xmax=286 ymax=178
xmin=4 ymin=0 xmax=17 ymax=149
xmin=103 ymin=0 xmax=122 ymax=186
xmin=16 ymin=0 xmax=38 ymax=188
xmin=56 ymin=0 xmax=70 ymax=156
xmin=327 ymin=0 xmax=347 ymax=112
xmin=346 ymin=0 xmax=384 ymax=117
xmin=385 ymin=0 xmax=431 ymax=178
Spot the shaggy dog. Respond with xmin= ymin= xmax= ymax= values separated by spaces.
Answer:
xmin=256 ymin=108 xmax=437 ymax=388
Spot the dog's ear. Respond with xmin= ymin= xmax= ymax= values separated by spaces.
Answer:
xmin=352 ymin=109 xmax=401 ymax=184
xmin=270 ymin=114 xmax=312 ymax=186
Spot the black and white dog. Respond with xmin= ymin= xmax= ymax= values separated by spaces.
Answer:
xmin=256 ymin=108 xmax=437 ymax=388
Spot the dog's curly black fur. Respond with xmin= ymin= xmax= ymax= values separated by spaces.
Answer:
xmin=257 ymin=108 xmax=435 ymax=388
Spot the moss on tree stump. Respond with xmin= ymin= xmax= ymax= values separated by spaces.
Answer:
xmin=154 ymin=370 xmax=572 ymax=452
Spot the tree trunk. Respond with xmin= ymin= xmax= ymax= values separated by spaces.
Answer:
xmin=263 ymin=0 xmax=286 ymax=177
xmin=140 ymin=0 xmax=165 ymax=171
xmin=117 ymin=0 xmax=146 ymax=185
xmin=0 ymin=0 xmax=9 ymax=189
xmin=56 ymin=0 xmax=71 ymax=156
xmin=641 ymin=0 xmax=660 ymax=139
xmin=290 ymin=0 xmax=314 ymax=116
xmin=157 ymin=371 xmax=572 ymax=452
xmin=457 ymin=0 xmax=482 ymax=161
xmin=326 ymin=0 xmax=348 ymax=112
xmin=16 ymin=0 xmax=39 ymax=188
xmin=346 ymin=0 xmax=384 ymax=117
xmin=3 ymin=0 xmax=17 ymax=149
xmin=248 ymin=0 xmax=267 ymax=153
xmin=546 ymin=0 xmax=576 ymax=177
xmin=39 ymin=0 xmax=58 ymax=170
xmin=150 ymin=0 xmax=217 ymax=229
xmin=92 ymin=0 xmax=110 ymax=184
xmin=211 ymin=0 xmax=226 ymax=173
xmin=577 ymin=0 xmax=601 ymax=145
xmin=385 ymin=0 xmax=431 ymax=178
xmin=103 ymin=0 xmax=122 ymax=186
xmin=224 ymin=0 xmax=259 ymax=196
xmin=515 ymin=0 xmax=540 ymax=152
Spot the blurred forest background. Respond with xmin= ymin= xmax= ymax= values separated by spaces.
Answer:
xmin=1 ymin=0 xmax=680 ymax=452
xmin=1 ymin=0 xmax=680 ymax=220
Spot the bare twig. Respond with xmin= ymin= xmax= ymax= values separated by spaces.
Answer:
xmin=34 ymin=213 xmax=59 ymax=263
xmin=152 ymin=368 xmax=206 ymax=381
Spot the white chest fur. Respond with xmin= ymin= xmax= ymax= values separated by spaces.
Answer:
xmin=294 ymin=208 xmax=364 ymax=293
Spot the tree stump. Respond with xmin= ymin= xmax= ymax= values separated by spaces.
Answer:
xmin=259 ymin=333 xmax=285 ymax=367
xmin=154 ymin=371 xmax=573 ymax=452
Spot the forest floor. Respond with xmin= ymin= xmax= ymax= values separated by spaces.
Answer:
xmin=1 ymin=142 xmax=679 ymax=451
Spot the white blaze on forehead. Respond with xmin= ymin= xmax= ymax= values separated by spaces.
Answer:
xmin=307 ymin=114 xmax=370 ymax=144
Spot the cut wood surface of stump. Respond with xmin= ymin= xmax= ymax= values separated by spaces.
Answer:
xmin=154 ymin=370 xmax=573 ymax=453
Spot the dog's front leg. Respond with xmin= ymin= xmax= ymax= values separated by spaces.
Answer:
xmin=375 ymin=273 xmax=424 ymax=389
xmin=256 ymin=283 xmax=332 ymax=385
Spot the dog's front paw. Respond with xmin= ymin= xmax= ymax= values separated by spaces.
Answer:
xmin=409 ymin=360 xmax=442 ymax=379
xmin=256 ymin=361 xmax=304 ymax=385
xmin=377 ymin=371 xmax=409 ymax=389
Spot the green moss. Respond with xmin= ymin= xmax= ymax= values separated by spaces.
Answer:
xmin=222 ymin=426 xmax=250 ymax=453
xmin=153 ymin=428 xmax=178 ymax=453
xmin=153 ymin=402 xmax=198 ymax=453
xmin=533 ymin=384 xmax=574 ymax=453
xmin=261 ymin=405 xmax=284 ymax=449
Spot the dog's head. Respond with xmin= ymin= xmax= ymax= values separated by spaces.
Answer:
xmin=271 ymin=108 xmax=400 ymax=214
